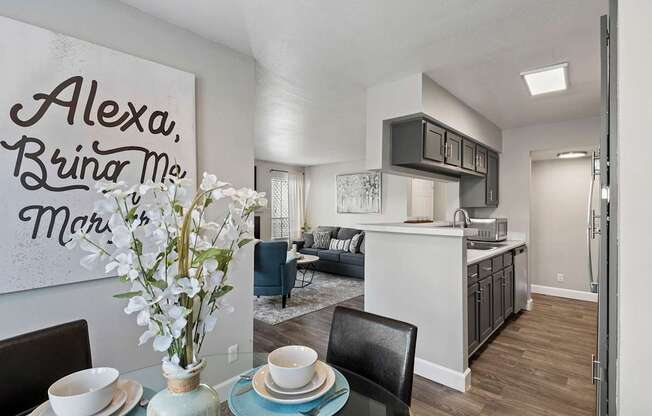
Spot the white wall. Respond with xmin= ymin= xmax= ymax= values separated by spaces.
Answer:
xmin=0 ymin=0 xmax=256 ymax=377
xmin=305 ymin=160 xmax=411 ymax=228
xmin=254 ymin=159 xmax=305 ymax=240
xmin=476 ymin=116 xmax=600 ymax=238
xmin=365 ymin=73 xmax=503 ymax=171
xmin=530 ymin=158 xmax=597 ymax=292
xmin=421 ymin=74 xmax=502 ymax=152
xmin=617 ymin=1 xmax=652 ymax=413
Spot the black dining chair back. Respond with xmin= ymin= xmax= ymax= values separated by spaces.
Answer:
xmin=0 ymin=320 xmax=93 ymax=416
xmin=326 ymin=306 xmax=417 ymax=406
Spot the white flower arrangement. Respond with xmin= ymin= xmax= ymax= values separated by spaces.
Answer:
xmin=67 ymin=172 xmax=266 ymax=372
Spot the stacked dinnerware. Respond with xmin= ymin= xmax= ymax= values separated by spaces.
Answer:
xmin=29 ymin=368 xmax=143 ymax=416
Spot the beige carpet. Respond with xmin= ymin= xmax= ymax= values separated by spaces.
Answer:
xmin=253 ymin=272 xmax=364 ymax=325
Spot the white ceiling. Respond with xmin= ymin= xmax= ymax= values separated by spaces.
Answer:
xmin=120 ymin=0 xmax=607 ymax=166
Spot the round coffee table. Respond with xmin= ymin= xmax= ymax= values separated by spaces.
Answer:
xmin=293 ymin=254 xmax=319 ymax=288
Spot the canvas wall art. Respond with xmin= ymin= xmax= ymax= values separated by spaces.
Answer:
xmin=336 ymin=172 xmax=381 ymax=214
xmin=0 ymin=17 xmax=196 ymax=294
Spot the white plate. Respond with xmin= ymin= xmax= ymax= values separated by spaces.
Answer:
xmin=114 ymin=379 xmax=143 ymax=416
xmin=264 ymin=361 xmax=327 ymax=396
xmin=30 ymin=379 xmax=142 ymax=416
xmin=252 ymin=361 xmax=335 ymax=405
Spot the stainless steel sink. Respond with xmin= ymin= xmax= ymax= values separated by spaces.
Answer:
xmin=466 ymin=241 xmax=506 ymax=250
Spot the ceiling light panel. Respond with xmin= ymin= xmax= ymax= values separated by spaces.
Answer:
xmin=521 ymin=63 xmax=569 ymax=96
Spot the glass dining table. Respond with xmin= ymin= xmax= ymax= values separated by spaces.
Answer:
xmin=122 ymin=352 xmax=411 ymax=416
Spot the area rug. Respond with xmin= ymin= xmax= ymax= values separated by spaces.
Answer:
xmin=254 ymin=272 xmax=364 ymax=325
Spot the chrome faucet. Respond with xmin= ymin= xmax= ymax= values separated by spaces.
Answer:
xmin=452 ymin=208 xmax=471 ymax=228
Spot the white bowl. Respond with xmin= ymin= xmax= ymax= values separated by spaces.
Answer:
xmin=267 ymin=346 xmax=318 ymax=390
xmin=48 ymin=367 xmax=119 ymax=416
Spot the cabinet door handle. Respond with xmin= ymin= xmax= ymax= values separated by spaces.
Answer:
xmin=470 ymin=273 xmax=478 ymax=278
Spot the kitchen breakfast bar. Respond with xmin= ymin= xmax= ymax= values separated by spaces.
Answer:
xmin=358 ymin=222 xmax=526 ymax=393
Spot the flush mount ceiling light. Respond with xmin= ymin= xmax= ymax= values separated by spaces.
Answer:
xmin=557 ymin=151 xmax=588 ymax=159
xmin=521 ymin=62 xmax=569 ymax=96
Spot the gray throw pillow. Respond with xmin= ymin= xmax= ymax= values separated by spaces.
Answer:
xmin=303 ymin=232 xmax=314 ymax=248
xmin=350 ymin=233 xmax=362 ymax=253
xmin=313 ymin=231 xmax=331 ymax=249
xmin=359 ymin=233 xmax=365 ymax=254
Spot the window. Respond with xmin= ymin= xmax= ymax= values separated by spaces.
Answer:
xmin=270 ymin=171 xmax=289 ymax=240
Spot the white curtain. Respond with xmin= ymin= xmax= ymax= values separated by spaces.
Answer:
xmin=288 ymin=172 xmax=305 ymax=241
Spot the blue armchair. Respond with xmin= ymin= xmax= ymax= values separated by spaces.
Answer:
xmin=254 ymin=241 xmax=297 ymax=308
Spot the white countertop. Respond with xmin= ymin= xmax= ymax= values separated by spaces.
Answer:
xmin=467 ymin=240 xmax=526 ymax=265
xmin=357 ymin=222 xmax=478 ymax=237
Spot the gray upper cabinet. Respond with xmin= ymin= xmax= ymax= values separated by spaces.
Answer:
xmin=460 ymin=149 xmax=499 ymax=208
xmin=486 ymin=151 xmax=499 ymax=206
xmin=462 ymin=139 xmax=476 ymax=171
xmin=445 ymin=132 xmax=462 ymax=167
xmin=476 ymin=146 xmax=488 ymax=174
xmin=391 ymin=117 xmax=485 ymax=178
xmin=423 ymin=122 xmax=445 ymax=162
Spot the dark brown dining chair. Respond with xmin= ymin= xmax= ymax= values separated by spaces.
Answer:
xmin=0 ymin=320 xmax=93 ymax=416
xmin=326 ymin=306 xmax=418 ymax=406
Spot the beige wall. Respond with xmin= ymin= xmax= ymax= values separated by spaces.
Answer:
xmin=305 ymin=160 xmax=411 ymax=228
xmin=0 ymin=0 xmax=256 ymax=380
xmin=617 ymin=0 xmax=652 ymax=413
xmin=530 ymin=158 xmax=598 ymax=292
xmin=476 ymin=116 xmax=600 ymax=238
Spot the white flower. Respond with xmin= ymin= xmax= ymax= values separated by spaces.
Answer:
xmin=203 ymin=270 xmax=224 ymax=292
xmin=66 ymin=230 xmax=87 ymax=250
xmin=124 ymin=296 xmax=149 ymax=315
xmin=171 ymin=277 xmax=201 ymax=298
xmin=200 ymin=172 xmax=229 ymax=192
xmin=94 ymin=198 xmax=118 ymax=215
xmin=138 ymin=321 xmax=158 ymax=345
xmin=201 ymin=315 xmax=218 ymax=333
xmin=105 ymin=252 xmax=138 ymax=280
xmin=78 ymin=238 xmax=106 ymax=270
xmin=153 ymin=334 xmax=173 ymax=352
xmin=136 ymin=309 xmax=150 ymax=326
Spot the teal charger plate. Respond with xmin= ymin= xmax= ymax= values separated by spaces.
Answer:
xmin=228 ymin=366 xmax=350 ymax=416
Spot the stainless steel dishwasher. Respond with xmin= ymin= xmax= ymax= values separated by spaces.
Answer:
xmin=514 ymin=245 xmax=529 ymax=312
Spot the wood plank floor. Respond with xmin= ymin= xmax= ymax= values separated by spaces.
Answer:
xmin=254 ymin=293 xmax=597 ymax=416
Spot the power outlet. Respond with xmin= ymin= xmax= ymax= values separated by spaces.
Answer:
xmin=557 ymin=273 xmax=565 ymax=282
xmin=228 ymin=344 xmax=239 ymax=363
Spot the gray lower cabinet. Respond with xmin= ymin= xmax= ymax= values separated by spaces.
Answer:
xmin=469 ymin=250 xmax=517 ymax=356
xmin=478 ymin=276 xmax=493 ymax=343
xmin=467 ymin=282 xmax=480 ymax=352
xmin=504 ymin=266 xmax=514 ymax=316
xmin=492 ymin=271 xmax=505 ymax=328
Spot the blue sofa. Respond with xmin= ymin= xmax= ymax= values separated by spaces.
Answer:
xmin=254 ymin=240 xmax=297 ymax=308
xmin=293 ymin=226 xmax=365 ymax=279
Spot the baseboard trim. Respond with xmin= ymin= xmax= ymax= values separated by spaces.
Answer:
xmin=531 ymin=284 xmax=597 ymax=302
xmin=414 ymin=357 xmax=471 ymax=392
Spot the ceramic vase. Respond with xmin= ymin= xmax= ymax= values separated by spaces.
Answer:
xmin=147 ymin=359 xmax=220 ymax=416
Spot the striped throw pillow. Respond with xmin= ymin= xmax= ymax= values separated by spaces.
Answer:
xmin=350 ymin=233 xmax=363 ymax=253
xmin=329 ymin=238 xmax=351 ymax=252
